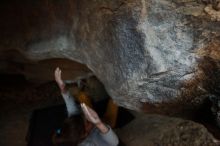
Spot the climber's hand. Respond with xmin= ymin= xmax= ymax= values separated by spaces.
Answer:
xmin=81 ymin=103 xmax=109 ymax=133
xmin=54 ymin=67 xmax=66 ymax=93
xmin=81 ymin=103 xmax=101 ymax=125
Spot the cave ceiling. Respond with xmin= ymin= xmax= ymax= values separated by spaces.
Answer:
xmin=1 ymin=0 xmax=220 ymax=113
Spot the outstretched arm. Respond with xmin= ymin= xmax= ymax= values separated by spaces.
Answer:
xmin=54 ymin=67 xmax=80 ymax=117
xmin=81 ymin=103 xmax=119 ymax=146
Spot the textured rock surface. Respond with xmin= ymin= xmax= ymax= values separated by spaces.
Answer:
xmin=1 ymin=0 xmax=220 ymax=112
xmin=117 ymin=114 xmax=219 ymax=146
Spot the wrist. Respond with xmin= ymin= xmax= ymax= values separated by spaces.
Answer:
xmin=60 ymin=84 xmax=66 ymax=93
xmin=96 ymin=121 xmax=109 ymax=134
xmin=95 ymin=121 xmax=102 ymax=127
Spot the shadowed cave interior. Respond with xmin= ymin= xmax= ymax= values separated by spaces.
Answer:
xmin=0 ymin=58 xmax=135 ymax=146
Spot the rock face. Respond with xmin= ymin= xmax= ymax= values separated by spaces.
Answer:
xmin=1 ymin=0 xmax=220 ymax=112
xmin=117 ymin=114 xmax=219 ymax=146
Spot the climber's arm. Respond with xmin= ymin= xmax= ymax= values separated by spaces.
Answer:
xmin=81 ymin=103 xmax=119 ymax=146
xmin=54 ymin=67 xmax=80 ymax=116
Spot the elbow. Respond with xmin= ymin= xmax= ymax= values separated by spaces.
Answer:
xmin=115 ymin=137 xmax=119 ymax=146
xmin=111 ymin=134 xmax=119 ymax=146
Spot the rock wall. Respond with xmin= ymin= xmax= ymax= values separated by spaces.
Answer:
xmin=117 ymin=114 xmax=219 ymax=146
xmin=1 ymin=0 xmax=220 ymax=112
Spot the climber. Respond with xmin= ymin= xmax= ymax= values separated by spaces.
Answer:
xmin=54 ymin=67 xmax=118 ymax=128
xmin=53 ymin=67 xmax=119 ymax=146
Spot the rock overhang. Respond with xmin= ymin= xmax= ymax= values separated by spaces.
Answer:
xmin=0 ymin=0 xmax=220 ymax=113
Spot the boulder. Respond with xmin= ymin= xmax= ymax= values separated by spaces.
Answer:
xmin=117 ymin=114 xmax=219 ymax=146
xmin=1 ymin=0 xmax=220 ymax=112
